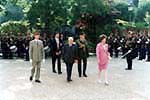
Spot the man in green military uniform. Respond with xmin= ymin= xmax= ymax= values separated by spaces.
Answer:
xmin=76 ymin=32 xmax=89 ymax=77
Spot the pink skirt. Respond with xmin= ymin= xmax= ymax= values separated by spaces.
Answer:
xmin=98 ymin=63 xmax=108 ymax=71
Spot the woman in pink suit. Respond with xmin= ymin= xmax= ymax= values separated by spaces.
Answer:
xmin=96 ymin=34 xmax=110 ymax=85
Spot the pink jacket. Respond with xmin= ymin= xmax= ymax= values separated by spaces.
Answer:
xmin=96 ymin=43 xmax=109 ymax=65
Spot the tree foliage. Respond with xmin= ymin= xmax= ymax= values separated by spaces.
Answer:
xmin=0 ymin=0 xmax=32 ymax=23
xmin=0 ymin=20 xmax=29 ymax=35
xmin=0 ymin=0 xmax=150 ymax=38
xmin=114 ymin=3 xmax=134 ymax=21
xmin=27 ymin=0 xmax=70 ymax=33
xmin=136 ymin=3 xmax=150 ymax=22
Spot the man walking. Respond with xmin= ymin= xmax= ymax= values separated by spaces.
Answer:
xmin=50 ymin=32 xmax=63 ymax=74
xmin=62 ymin=37 xmax=78 ymax=82
xmin=76 ymin=32 xmax=89 ymax=77
xmin=29 ymin=32 xmax=45 ymax=83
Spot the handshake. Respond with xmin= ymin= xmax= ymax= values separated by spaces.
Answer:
xmin=30 ymin=59 xmax=46 ymax=63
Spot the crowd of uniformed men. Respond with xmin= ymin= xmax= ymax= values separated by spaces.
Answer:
xmin=0 ymin=30 xmax=150 ymax=62
xmin=108 ymin=31 xmax=150 ymax=62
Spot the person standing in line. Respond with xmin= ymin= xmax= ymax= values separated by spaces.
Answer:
xmin=25 ymin=36 xmax=31 ymax=61
xmin=146 ymin=37 xmax=150 ymax=61
xmin=29 ymin=32 xmax=45 ymax=83
xmin=62 ymin=37 xmax=78 ymax=82
xmin=96 ymin=34 xmax=110 ymax=86
xmin=113 ymin=37 xmax=120 ymax=58
xmin=124 ymin=37 xmax=135 ymax=70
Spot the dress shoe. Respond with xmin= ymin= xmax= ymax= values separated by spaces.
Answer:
xmin=29 ymin=76 xmax=33 ymax=81
xmin=79 ymin=75 xmax=82 ymax=78
xmin=53 ymin=70 xmax=57 ymax=73
xmin=83 ymin=74 xmax=88 ymax=77
xmin=67 ymin=79 xmax=73 ymax=82
xmin=125 ymin=68 xmax=132 ymax=70
xmin=58 ymin=72 xmax=62 ymax=75
xmin=35 ymin=80 xmax=41 ymax=83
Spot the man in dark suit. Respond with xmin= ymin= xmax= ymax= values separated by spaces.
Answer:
xmin=76 ymin=32 xmax=89 ymax=77
xmin=50 ymin=32 xmax=63 ymax=74
xmin=62 ymin=37 xmax=78 ymax=82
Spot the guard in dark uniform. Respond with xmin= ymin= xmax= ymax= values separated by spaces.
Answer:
xmin=16 ymin=37 xmax=25 ymax=58
xmin=120 ymin=37 xmax=126 ymax=56
xmin=113 ymin=37 xmax=120 ymax=58
xmin=124 ymin=37 xmax=135 ymax=70
xmin=8 ymin=37 xmax=14 ymax=59
xmin=139 ymin=37 xmax=146 ymax=60
xmin=108 ymin=36 xmax=114 ymax=57
xmin=1 ymin=37 xmax=7 ymax=59
xmin=146 ymin=38 xmax=150 ymax=61
xmin=132 ymin=37 xmax=139 ymax=59
xmin=1 ymin=37 xmax=10 ymax=59
xmin=24 ymin=36 xmax=31 ymax=61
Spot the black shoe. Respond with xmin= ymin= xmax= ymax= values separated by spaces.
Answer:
xmin=79 ymin=75 xmax=82 ymax=78
xmin=58 ymin=72 xmax=62 ymax=75
xmin=53 ymin=70 xmax=57 ymax=73
xmin=35 ymin=80 xmax=41 ymax=83
xmin=83 ymin=74 xmax=88 ymax=77
xmin=67 ymin=79 xmax=73 ymax=82
xmin=29 ymin=76 xmax=33 ymax=81
xmin=125 ymin=68 xmax=132 ymax=70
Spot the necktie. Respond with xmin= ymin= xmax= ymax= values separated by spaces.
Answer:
xmin=36 ymin=40 xmax=38 ymax=47
xmin=57 ymin=39 xmax=59 ymax=49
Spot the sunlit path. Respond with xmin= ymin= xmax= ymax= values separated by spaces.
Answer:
xmin=0 ymin=57 xmax=149 ymax=100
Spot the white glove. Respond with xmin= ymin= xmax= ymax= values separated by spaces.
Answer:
xmin=128 ymin=50 xmax=132 ymax=53
xmin=42 ymin=59 xmax=45 ymax=63
xmin=30 ymin=59 xmax=32 ymax=63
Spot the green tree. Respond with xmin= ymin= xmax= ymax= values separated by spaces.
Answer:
xmin=136 ymin=3 xmax=150 ymax=22
xmin=27 ymin=0 xmax=70 ymax=33
xmin=114 ymin=3 xmax=134 ymax=21
xmin=0 ymin=0 xmax=32 ymax=24
xmin=71 ymin=0 xmax=109 ymax=24
xmin=71 ymin=0 xmax=110 ymax=39
xmin=0 ymin=20 xmax=29 ymax=35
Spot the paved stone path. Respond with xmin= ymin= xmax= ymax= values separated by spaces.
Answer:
xmin=0 ymin=57 xmax=149 ymax=100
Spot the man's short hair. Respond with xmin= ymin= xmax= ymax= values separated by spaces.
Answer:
xmin=34 ymin=32 xmax=40 ymax=36
xmin=79 ymin=32 xmax=85 ymax=36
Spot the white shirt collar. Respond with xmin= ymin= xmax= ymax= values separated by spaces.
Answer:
xmin=34 ymin=39 xmax=38 ymax=41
